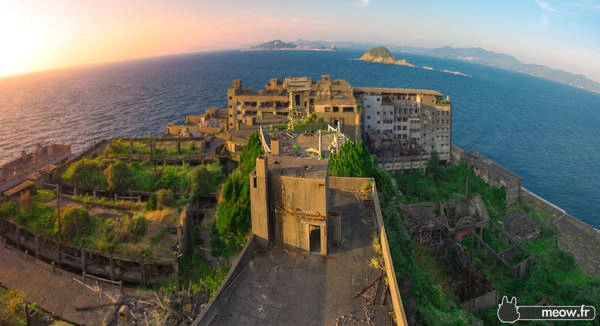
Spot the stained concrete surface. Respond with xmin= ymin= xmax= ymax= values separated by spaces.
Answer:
xmin=212 ymin=190 xmax=393 ymax=325
xmin=0 ymin=242 xmax=118 ymax=325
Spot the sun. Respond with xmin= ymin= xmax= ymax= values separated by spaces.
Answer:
xmin=0 ymin=3 xmax=58 ymax=78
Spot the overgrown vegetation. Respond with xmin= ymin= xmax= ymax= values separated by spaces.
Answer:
xmin=462 ymin=202 xmax=600 ymax=324
xmin=211 ymin=132 xmax=262 ymax=257
xmin=0 ymin=288 xmax=27 ymax=326
xmin=396 ymin=155 xmax=506 ymax=221
xmin=106 ymin=138 xmax=206 ymax=159
xmin=63 ymin=157 xmax=190 ymax=193
xmin=394 ymin=154 xmax=600 ymax=324
xmin=329 ymin=139 xmax=373 ymax=177
xmin=330 ymin=144 xmax=472 ymax=324
xmin=188 ymin=163 xmax=224 ymax=204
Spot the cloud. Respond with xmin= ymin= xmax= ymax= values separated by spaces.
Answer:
xmin=575 ymin=0 xmax=600 ymax=10
xmin=535 ymin=0 xmax=556 ymax=11
xmin=354 ymin=0 xmax=371 ymax=7
xmin=537 ymin=14 xmax=549 ymax=28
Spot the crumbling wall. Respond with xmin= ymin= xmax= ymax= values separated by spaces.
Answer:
xmin=372 ymin=182 xmax=409 ymax=326
xmin=192 ymin=236 xmax=257 ymax=326
xmin=0 ymin=219 xmax=178 ymax=284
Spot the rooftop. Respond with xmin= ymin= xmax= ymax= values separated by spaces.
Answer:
xmin=211 ymin=189 xmax=393 ymax=325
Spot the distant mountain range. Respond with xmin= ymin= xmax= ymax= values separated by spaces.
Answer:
xmin=290 ymin=39 xmax=600 ymax=94
xmin=243 ymin=39 xmax=335 ymax=52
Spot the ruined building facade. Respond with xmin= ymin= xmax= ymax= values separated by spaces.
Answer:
xmin=250 ymin=141 xmax=340 ymax=256
xmin=173 ymin=75 xmax=452 ymax=173
xmin=227 ymin=75 xmax=360 ymax=139
xmin=356 ymin=87 xmax=452 ymax=173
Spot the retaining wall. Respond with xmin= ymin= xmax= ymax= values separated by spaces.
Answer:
xmin=371 ymin=181 xmax=408 ymax=326
xmin=193 ymin=235 xmax=257 ymax=325
xmin=0 ymin=219 xmax=178 ymax=284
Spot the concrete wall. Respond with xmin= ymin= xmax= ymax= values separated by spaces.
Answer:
xmin=281 ymin=176 xmax=327 ymax=215
xmin=328 ymin=176 xmax=371 ymax=192
xmin=372 ymin=182 xmax=409 ymax=326
xmin=192 ymin=236 xmax=257 ymax=326
xmin=250 ymin=156 xmax=270 ymax=245
xmin=462 ymin=288 xmax=498 ymax=312
xmin=0 ymin=219 xmax=178 ymax=284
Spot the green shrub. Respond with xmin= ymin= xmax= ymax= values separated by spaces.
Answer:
xmin=129 ymin=214 xmax=148 ymax=239
xmin=0 ymin=201 xmax=16 ymax=218
xmin=329 ymin=139 xmax=373 ymax=177
xmin=56 ymin=205 xmax=94 ymax=239
xmin=104 ymin=161 xmax=132 ymax=194
xmin=63 ymin=158 xmax=106 ymax=187
xmin=156 ymin=189 xmax=176 ymax=209
xmin=188 ymin=163 xmax=224 ymax=203
xmin=0 ymin=289 xmax=26 ymax=325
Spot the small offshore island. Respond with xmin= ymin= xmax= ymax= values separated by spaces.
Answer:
xmin=0 ymin=75 xmax=599 ymax=325
xmin=360 ymin=46 xmax=471 ymax=77
xmin=359 ymin=46 xmax=414 ymax=66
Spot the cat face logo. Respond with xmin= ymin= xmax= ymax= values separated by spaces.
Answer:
xmin=498 ymin=296 xmax=520 ymax=324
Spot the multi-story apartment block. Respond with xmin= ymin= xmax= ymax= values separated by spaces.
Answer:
xmin=174 ymin=75 xmax=452 ymax=173
xmin=226 ymin=75 xmax=360 ymax=139
xmin=355 ymin=87 xmax=452 ymax=172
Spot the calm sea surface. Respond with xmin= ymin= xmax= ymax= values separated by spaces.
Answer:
xmin=1 ymin=50 xmax=599 ymax=228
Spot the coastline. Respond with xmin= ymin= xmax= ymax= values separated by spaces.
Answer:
xmin=453 ymin=144 xmax=600 ymax=275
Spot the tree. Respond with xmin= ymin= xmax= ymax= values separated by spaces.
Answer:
xmin=426 ymin=151 xmax=446 ymax=182
xmin=56 ymin=205 xmax=94 ymax=239
xmin=104 ymin=161 xmax=132 ymax=194
xmin=329 ymin=140 xmax=373 ymax=177
xmin=188 ymin=164 xmax=224 ymax=203
xmin=155 ymin=189 xmax=175 ymax=209
xmin=63 ymin=159 xmax=105 ymax=187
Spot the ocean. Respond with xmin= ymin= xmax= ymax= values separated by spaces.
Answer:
xmin=1 ymin=49 xmax=599 ymax=228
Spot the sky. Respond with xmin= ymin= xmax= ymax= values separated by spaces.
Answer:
xmin=1 ymin=0 xmax=599 ymax=81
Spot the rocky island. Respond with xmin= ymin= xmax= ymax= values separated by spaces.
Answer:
xmin=359 ymin=46 xmax=414 ymax=67
xmin=243 ymin=39 xmax=335 ymax=52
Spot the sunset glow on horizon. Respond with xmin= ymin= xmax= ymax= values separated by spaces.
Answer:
xmin=2 ymin=0 xmax=599 ymax=81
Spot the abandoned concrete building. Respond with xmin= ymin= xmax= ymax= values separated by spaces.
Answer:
xmin=167 ymin=75 xmax=452 ymax=174
xmin=356 ymin=87 xmax=452 ymax=173
xmin=250 ymin=138 xmax=340 ymax=255
xmin=461 ymin=150 xmax=521 ymax=205
xmin=226 ymin=75 xmax=361 ymax=139
xmin=0 ymin=144 xmax=71 ymax=197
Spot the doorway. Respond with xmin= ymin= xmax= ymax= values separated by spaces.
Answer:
xmin=309 ymin=225 xmax=321 ymax=253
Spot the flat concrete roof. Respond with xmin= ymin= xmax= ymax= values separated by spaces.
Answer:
xmin=211 ymin=189 xmax=393 ymax=325
xmin=355 ymin=86 xmax=443 ymax=97
xmin=265 ymin=154 xmax=328 ymax=180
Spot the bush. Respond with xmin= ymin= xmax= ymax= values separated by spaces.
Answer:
xmin=104 ymin=161 xmax=132 ymax=194
xmin=211 ymin=132 xmax=262 ymax=256
xmin=329 ymin=139 xmax=373 ymax=177
xmin=0 ymin=201 xmax=17 ymax=218
xmin=156 ymin=189 xmax=176 ymax=209
xmin=128 ymin=214 xmax=148 ymax=240
xmin=188 ymin=163 xmax=224 ymax=203
xmin=63 ymin=158 xmax=106 ymax=187
xmin=56 ymin=205 xmax=94 ymax=240
xmin=0 ymin=289 xmax=26 ymax=325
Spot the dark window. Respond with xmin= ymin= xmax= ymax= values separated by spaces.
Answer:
xmin=333 ymin=106 xmax=339 ymax=112
xmin=295 ymin=94 xmax=301 ymax=106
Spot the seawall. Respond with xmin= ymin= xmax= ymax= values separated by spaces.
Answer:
xmin=453 ymin=144 xmax=600 ymax=275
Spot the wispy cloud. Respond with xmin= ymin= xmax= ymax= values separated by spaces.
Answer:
xmin=353 ymin=0 xmax=371 ymax=7
xmin=575 ymin=0 xmax=600 ymax=10
xmin=538 ymin=14 xmax=549 ymax=28
xmin=535 ymin=0 xmax=556 ymax=11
